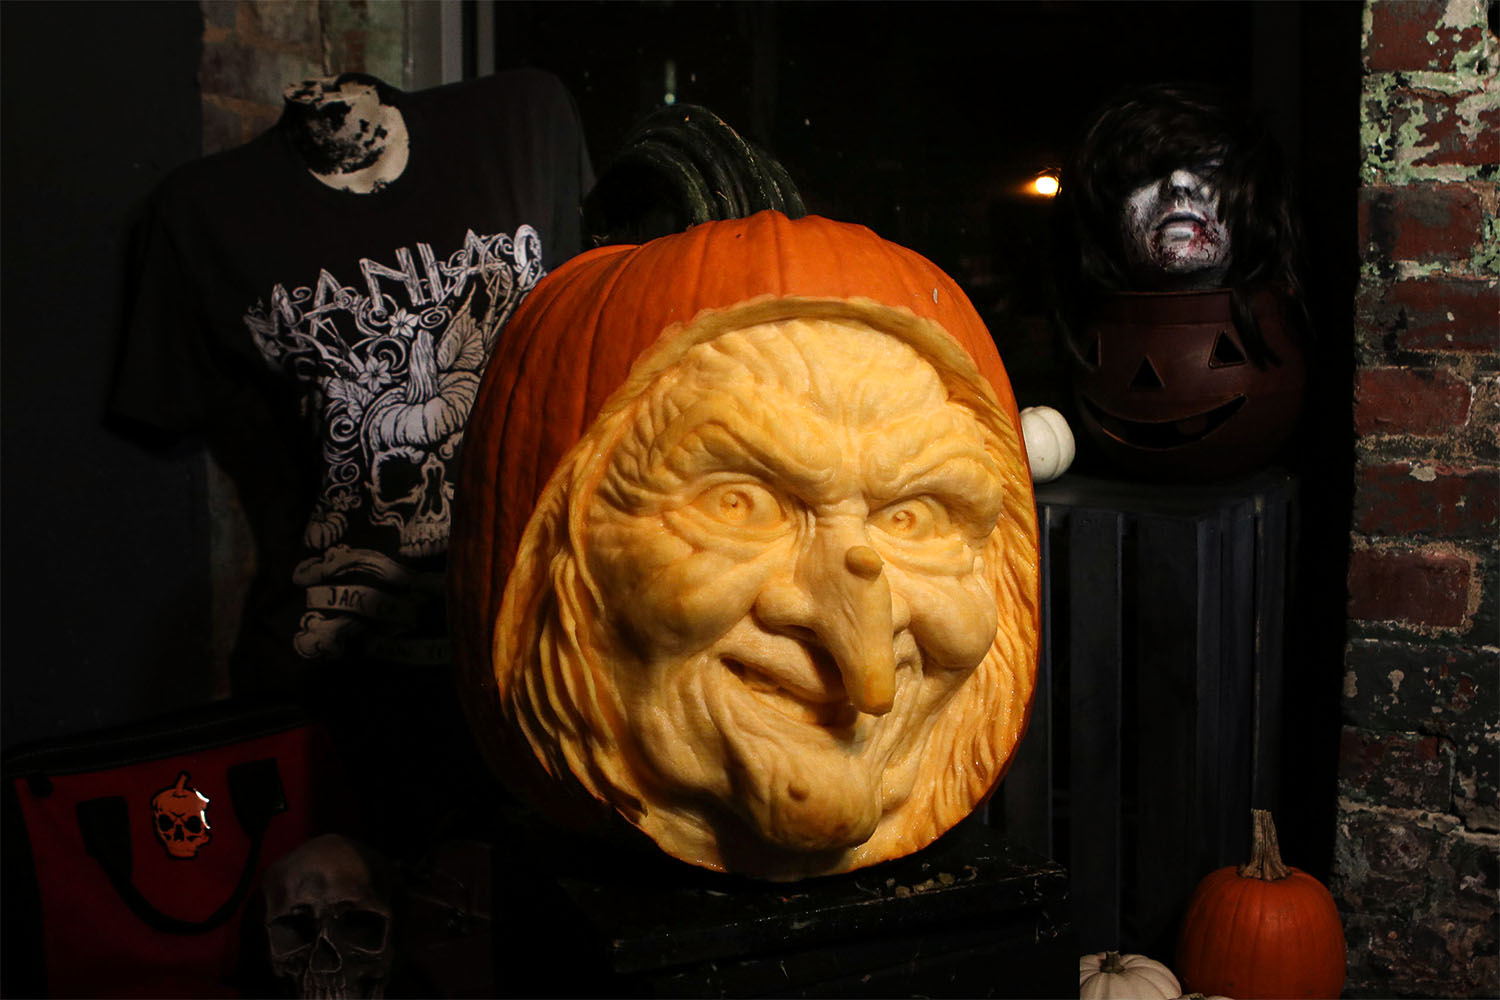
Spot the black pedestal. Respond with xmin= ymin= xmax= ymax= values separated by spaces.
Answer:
xmin=491 ymin=815 xmax=1073 ymax=998
xmin=996 ymin=468 xmax=1292 ymax=956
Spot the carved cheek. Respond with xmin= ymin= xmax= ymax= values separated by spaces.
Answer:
xmin=586 ymin=512 xmax=793 ymax=656
xmin=639 ymin=548 xmax=788 ymax=651
xmin=889 ymin=560 xmax=998 ymax=672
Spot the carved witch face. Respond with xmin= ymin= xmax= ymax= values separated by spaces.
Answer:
xmin=583 ymin=319 xmax=1005 ymax=861
xmin=453 ymin=211 xmax=1038 ymax=882
xmin=1119 ymin=163 xmax=1231 ymax=289
xmin=490 ymin=300 xmax=1036 ymax=880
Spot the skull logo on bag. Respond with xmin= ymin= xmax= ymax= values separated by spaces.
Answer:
xmin=151 ymin=771 xmax=211 ymax=859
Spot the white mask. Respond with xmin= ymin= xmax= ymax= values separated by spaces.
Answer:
xmin=1120 ymin=165 xmax=1232 ymax=289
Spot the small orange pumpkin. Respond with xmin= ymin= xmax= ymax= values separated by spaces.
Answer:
xmin=1176 ymin=809 xmax=1346 ymax=999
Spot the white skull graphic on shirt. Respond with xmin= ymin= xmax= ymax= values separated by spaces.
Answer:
xmin=244 ymin=226 xmax=543 ymax=661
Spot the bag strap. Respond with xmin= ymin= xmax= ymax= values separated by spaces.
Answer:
xmin=75 ymin=757 xmax=287 ymax=935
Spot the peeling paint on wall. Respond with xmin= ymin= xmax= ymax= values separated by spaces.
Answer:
xmin=1343 ymin=2 xmax=1499 ymax=993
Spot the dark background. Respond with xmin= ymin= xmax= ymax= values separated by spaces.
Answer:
xmin=2 ymin=1 xmax=1361 ymax=879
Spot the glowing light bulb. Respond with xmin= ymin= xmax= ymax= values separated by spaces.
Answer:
xmin=1033 ymin=175 xmax=1060 ymax=197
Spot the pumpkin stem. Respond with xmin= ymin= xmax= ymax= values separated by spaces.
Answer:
xmin=1100 ymin=951 xmax=1126 ymax=974
xmin=1237 ymin=808 xmax=1292 ymax=880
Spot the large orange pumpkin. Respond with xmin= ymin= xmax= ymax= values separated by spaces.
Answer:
xmin=448 ymin=210 xmax=1038 ymax=876
xmin=1176 ymin=809 xmax=1347 ymax=999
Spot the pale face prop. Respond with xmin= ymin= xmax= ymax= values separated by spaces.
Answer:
xmin=492 ymin=302 xmax=1037 ymax=879
xmin=1120 ymin=164 xmax=1231 ymax=290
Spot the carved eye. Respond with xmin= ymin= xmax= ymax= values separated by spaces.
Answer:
xmin=691 ymin=482 xmax=786 ymax=530
xmin=871 ymin=497 xmax=947 ymax=541
xmin=1209 ymin=329 xmax=1247 ymax=368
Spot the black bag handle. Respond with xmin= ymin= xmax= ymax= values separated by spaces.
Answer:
xmin=76 ymin=757 xmax=286 ymax=935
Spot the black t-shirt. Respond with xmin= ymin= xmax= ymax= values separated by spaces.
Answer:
xmin=114 ymin=69 xmax=593 ymax=695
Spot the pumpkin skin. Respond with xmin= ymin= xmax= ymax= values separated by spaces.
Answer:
xmin=1079 ymin=951 xmax=1181 ymax=999
xmin=448 ymin=211 xmax=1039 ymax=879
xmin=1176 ymin=810 xmax=1346 ymax=999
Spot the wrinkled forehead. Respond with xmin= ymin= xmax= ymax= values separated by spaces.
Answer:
xmin=648 ymin=317 xmax=953 ymax=427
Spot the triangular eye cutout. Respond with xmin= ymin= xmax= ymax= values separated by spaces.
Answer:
xmin=1129 ymin=356 xmax=1165 ymax=389
xmin=1209 ymin=329 xmax=1247 ymax=368
xmin=1081 ymin=333 xmax=1101 ymax=370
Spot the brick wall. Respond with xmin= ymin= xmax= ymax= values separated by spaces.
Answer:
xmin=198 ymin=1 xmax=407 ymax=155
xmin=1336 ymin=1 xmax=1499 ymax=995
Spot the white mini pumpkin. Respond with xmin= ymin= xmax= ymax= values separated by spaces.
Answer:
xmin=1079 ymin=950 xmax=1182 ymax=999
xmin=1020 ymin=404 xmax=1075 ymax=483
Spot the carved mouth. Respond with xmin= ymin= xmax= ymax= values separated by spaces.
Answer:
xmin=1082 ymin=394 xmax=1246 ymax=449
xmin=723 ymin=657 xmax=861 ymax=731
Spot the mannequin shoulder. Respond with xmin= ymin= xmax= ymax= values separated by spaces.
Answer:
xmin=148 ymin=130 xmax=286 ymax=213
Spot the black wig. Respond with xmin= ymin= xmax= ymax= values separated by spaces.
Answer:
xmin=1054 ymin=83 xmax=1306 ymax=364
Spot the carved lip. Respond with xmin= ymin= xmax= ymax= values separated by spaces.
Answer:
xmin=1081 ymin=394 xmax=1246 ymax=449
xmin=722 ymin=656 xmax=861 ymax=731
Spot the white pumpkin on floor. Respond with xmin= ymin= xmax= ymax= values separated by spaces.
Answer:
xmin=1079 ymin=950 xmax=1181 ymax=999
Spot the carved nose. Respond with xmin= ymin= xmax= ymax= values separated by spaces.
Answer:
xmin=830 ymin=543 xmax=896 ymax=714
xmin=845 ymin=545 xmax=883 ymax=579
xmin=756 ymin=532 xmax=897 ymax=716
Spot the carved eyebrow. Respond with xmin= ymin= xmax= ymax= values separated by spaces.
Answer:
xmin=864 ymin=415 xmax=1004 ymax=520
xmin=649 ymin=395 xmax=842 ymax=496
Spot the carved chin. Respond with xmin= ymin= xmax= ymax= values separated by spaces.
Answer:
xmin=646 ymin=655 xmax=937 ymax=857
xmin=723 ymin=680 xmax=887 ymax=852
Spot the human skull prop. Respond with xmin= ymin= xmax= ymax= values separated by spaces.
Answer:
xmin=151 ymin=771 xmax=211 ymax=859
xmin=263 ymin=835 xmax=394 ymax=1000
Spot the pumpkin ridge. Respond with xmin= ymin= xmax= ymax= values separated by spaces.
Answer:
xmin=768 ymin=210 xmax=788 ymax=295
xmin=572 ymin=251 xmax=627 ymax=448
xmin=1245 ymin=875 xmax=1270 ymax=995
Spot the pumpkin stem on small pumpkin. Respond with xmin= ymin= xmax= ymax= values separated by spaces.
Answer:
xmin=1100 ymin=951 xmax=1126 ymax=973
xmin=1237 ymin=808 xmax=1292 ymax=880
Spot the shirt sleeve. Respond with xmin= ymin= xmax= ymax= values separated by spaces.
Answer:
xmin=110 ymin=193 xmax=231 ymax=435
xmin=531 ymin=69 xmax=595 ymax=269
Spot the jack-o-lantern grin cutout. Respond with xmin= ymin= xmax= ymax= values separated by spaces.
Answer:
xmin=1081 ymin=390 xmax=1247 ymax=450
xmin=1077 ymin=321 xmax=1252 ymax=448
xmin=449 ymin=211 xmax=1039 ymax=881
xmin=1070 ymin=288 xmax=1305 ymax=482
